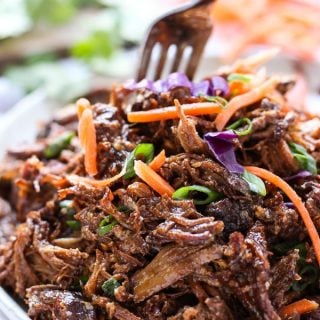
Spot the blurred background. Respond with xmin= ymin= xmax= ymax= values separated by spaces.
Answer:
xmin=0 ymin=0 xmax=320 ymax=114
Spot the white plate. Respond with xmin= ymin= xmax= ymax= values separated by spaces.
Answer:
xmin=0 ymin=89 xmax=59 ymax=159
xmin=0 ymin=288 xmax=29 ymax=320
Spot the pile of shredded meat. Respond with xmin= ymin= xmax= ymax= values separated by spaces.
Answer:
xmin=0 ymin=51 xmax=320 ymax=320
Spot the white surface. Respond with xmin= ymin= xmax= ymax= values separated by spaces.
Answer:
xmin=0 ymin=288 xmax=29 ymax=320
xmin=0 ymin=89 xmax=59 ymax=158
xmin=0 ymin=90 xmax=59 ymax=319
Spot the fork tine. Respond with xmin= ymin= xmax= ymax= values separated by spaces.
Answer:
xmin=170 ymin=44 xmax=185 ymax=74
xmin=137 ymin=38 xmax=156 ymax=81
xmin=137 ymin=0 xmax=214 ymax=81
xmin=154 ymin=45 xmax=168 ymax=80
xmin=185 ymin=43 xmax=206 ymax=80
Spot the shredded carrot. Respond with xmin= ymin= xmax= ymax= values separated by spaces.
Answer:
xmin=215 ymin=76 xmax=279 ymax=131
xmin=279 ymin=299 xmax=319 ymax=317
xmin=245 ymin=166 xmax=320 ymax=266
xmin=127 ymin=102 xmax=223 ymax=123
xmin=134 ymin=160 xmax=174 ymax=196
xmin=149 ymin=150 xmax=166 ymax=171
xmin=229 ymin=80 xmax=250 ymax=96
xmin=77 ymin=98 xmax=92 ymax=149
xmin=76 ymin=98 xmax=91 ymax=119
xmin=78 ymin=108 xmax=97 ymax=176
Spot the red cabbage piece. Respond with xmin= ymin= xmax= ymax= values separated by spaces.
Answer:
xmin=166 ymin=72 xmax=192 ymax=91
xmin=284 ymin=170 xmax=312 ymax=182
xmin=211 ymin=76 xmax=230 ymax=97
xmin=192 ymin=80 xmax=211 ymax=96
xmin=136 ymin=79 xmax=155 ymax=91
xmin=153 ymin=79 xmax=165 ymax=92
xmin=122 ymin=74 xmax=229 ymax=98
xmin=124 ymin=79 xmax=155 ymax=91
xmin=204 ymin=131 xmax=244 ymax=174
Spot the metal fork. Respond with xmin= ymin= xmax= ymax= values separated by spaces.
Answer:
xmin=136 ymin=0 xmax=215 ymax=81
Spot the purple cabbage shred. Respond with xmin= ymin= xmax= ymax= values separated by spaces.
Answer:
xmin=283 ymin=170 xmax=312 ymax=182
xmin=204 ymin=131 xmax=244 ymax=174
xmin=123 ymin=73 xmax=229 ymax=98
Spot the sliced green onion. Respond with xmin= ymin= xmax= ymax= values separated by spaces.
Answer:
xmin=79 ymin=275 xmax=89 ymax=285
xmin=242 ymin=170 xmax=266 ymax=196
xmin=71 ymin=275 xmax=89 ymax=290
xmin=172 ymin=185 xmax=220 ymax=205
xmin=98 ymin=216 xmax=117 ymax=236
xmin=201 ymin=95 xmax=228 ymax=108
xmin=227 ymin=73 xmax=253 ymax=83
xmin=59 ymin=200 xmax=76 ymax=216
xmin=101 ymin=277 xmax=120 ymax=297
xmin=59 ymin=200 xmax=73 ymax=208
xmin=66 ymin=220 xmax=81 ymax=231
xmin=116 ymin=205 xmax=134 ymax=214
xmin=227 ymin=118 xmax=253 ymax=136
xmin=289 ymin=142 xmax=317 ymax=175
xmin=123 ymin=143 xmax=154 ymax=179
xmin=44 ymin=131 xmax=75 ymax=159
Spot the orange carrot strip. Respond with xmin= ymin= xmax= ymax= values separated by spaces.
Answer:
xmin=127 ymin=102 xmax=223 ymax=123
xmin=245 ymin=166 xmax=320 ymax=266
xmin=215 ymin=77 xmax=278 ymax=131
xmin=76 ymin=98 xmax=91 ymax=119
xmin=229 ymin=80 xmax=250 ymax=96
xmin=77 ymin=98 xmax=91 ymax=149
xmin=149 ymin=150 xmax=166 ymax=171
xmin=78 ymin=109 xmax=88 ymax=148
xmin=279 ymin=299 xmax=319 ymax=317
xmin=134 ymin=160 xmax=174 ymax=196
xmin=78 ymin=108 xmax=97 ymax=176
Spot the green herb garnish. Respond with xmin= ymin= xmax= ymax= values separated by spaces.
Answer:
xmin=202 ymin=95 xmax=228 ymax=108
xmin=70 ymin=274 xmax=89 ymax=290
xmin=242 ymin=170 xmax=266 ymax=196
xmin=79 ymin=275 xmax=89 ymax=285
xmin=289 ymin=142 xmax=317 ymax=175
xmin=123 ymin=143 xmax=154 ymax=179
xmin=101 ymin=277 xmax=120 ymax=297
xmin=227 ymin=117 xmax=253 ymax=136
xmin=59 ymin=200 xmax=76 ymax=216
xmin=44 ymin=131 xmax=75 ymax=159
xmin=116 ymin=205 xmax=134 ymax=215
xmin=66 ymin=220 xmax=81 ymax=231
xmin=98 ymin=216 xmax=117 ymax=236
xmin=172 ymin=185 xmax=220 ymax=205
xmin=227 ymin=73 xmax=253 ymax=83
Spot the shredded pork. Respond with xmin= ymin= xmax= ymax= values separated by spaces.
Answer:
xmin=0 ymin=62 xmax=319 ymax=320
